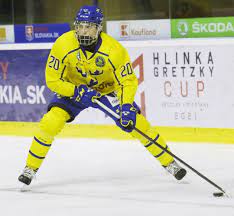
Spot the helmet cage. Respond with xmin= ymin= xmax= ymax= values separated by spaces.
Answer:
xmin=74 ymin=21 xmax=102 ymax=46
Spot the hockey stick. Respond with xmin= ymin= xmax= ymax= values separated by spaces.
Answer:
xmin=94 ymin=99 xmax=230 ymax=197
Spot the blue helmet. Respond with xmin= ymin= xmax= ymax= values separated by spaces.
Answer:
xmin=75 ymin=5 xmax=103 ymax=25
xmin=74 ymin=5 xmax=103 ymax=46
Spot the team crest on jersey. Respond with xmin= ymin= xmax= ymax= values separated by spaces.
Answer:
xmin=95 ymin=56 xmax=105 ymax=67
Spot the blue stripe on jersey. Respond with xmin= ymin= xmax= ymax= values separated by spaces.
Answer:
xmin=60 ymin=65 xmax=67 ymax=80
xmin=62 ymin=48 xmax=80 ymax=63
xmin=108 ymin=59 xmax=124 ymax=104
xmin=29 ymin=150 xmax=45 ymax=159
xmin=108 ymin=59 xmax=116 ymax=70
xmin=34 ymin=136 xmax=51 ymax=147
xmin=97 ymin=51 xmax=109 ymax=56
xmin=108 ymin=59 xmax=119 ymax=83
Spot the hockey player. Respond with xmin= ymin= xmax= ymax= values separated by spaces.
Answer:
xmin=18 ymin=5 xmax=187 ymax=186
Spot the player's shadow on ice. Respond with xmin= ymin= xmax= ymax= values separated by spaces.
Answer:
xmin=31 ymin=172 xmax=190 ymax=191
xmin=15 ymin=177 xmax=234 ymax=210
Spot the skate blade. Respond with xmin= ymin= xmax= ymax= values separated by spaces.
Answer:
xmin=18 ymin=182 xmax=31 ymax=192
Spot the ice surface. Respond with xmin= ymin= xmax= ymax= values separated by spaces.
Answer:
xmin=0 ymin=136 xmax=234 ymax=216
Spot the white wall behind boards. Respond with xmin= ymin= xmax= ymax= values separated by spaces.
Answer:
xmin=123 ymin=39 xmax=234 ymax=128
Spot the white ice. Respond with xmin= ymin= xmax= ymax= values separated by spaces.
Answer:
xmin=0 ymin=136 xmax=234 ymax=216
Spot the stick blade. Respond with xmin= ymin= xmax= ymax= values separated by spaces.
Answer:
xmin=213 ymin=191 xmax=232 ymax=198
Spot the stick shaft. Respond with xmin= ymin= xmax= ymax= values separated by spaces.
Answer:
xmin=134 ymin=127 xmax=226 ymax=193
xmin=94 ymin=99 xmax=226 ymax=194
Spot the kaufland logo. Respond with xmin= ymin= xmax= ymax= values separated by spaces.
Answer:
xmin=120 ymin=23 xmax=129 ymax=37
xmin=120 ymin=22 xmax=157 ymax=38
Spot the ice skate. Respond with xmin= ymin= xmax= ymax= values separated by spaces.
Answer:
xmin=18 ymin=166 xmax=37 ymax=191
xmin=164 ymin=160 xmax=187 ymax=180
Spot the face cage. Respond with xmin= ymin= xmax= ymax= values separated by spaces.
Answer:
xmin=74 ymin=21 xmax=102 ymax=46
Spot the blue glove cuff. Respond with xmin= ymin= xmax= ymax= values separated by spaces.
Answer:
xmin=119 ymin=103 xmax=137 ymax=132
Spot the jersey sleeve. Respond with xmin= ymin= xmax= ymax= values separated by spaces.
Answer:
xmin=45 ymin=37 xmax=75 ymax=97
xmin=109 ymin=44 xmax=138 ymax=105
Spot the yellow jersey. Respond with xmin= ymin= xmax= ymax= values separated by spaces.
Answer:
xmin=45 ymin=30 xmax=138 ymax=105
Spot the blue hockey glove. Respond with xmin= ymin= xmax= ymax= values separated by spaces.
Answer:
xmin=117 ymin=104 xmax=137 ymax=132
xmin=73 ymin=84 xmax=101 ymax=108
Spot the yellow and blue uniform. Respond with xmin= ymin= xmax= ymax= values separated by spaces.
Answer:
xmin=26 ymin=30 xmax=174 ymax=171
xmin=46 ymin=30 xmax=137 ymax=104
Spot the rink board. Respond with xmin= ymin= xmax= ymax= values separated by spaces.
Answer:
xmin=1 ymin=39 xmax=234 ymax=142
xmin=1 ymin=121 xmax=234 ymax=144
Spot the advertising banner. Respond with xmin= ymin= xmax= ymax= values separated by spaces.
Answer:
xmin=0 ymin=49 xmax=53 ymax=121
xmin=1 ymin=39 xmax=234 ymax=128
xmin=14 ymin=23 xmax=70 ymax=43
xmin=106 ymin=19 xmax=171 ymax=40
xmin=74 ymin=39 xmax=234 ymax=128
xmin=171 ymin=17 xmax=234 ymax=38
xmin=0 ymin=46 xmax=119 ymax=124
xmin=0 ymin=25 xmax=14 ymax=43
xmin=125 ymin=40 xmax=234 ymax=128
